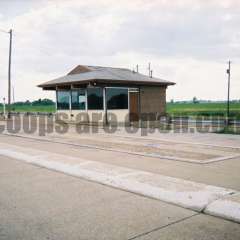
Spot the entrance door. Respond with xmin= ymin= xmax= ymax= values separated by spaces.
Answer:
xmin=129 ymin=91 xmax=139 ymax=122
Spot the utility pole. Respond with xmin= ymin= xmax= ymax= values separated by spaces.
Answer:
xmin=226 ymin=60 xmax=231 ymax=126
xmin=12 ymin=86 xmax=15 ymax=103
xmin=8 ymin=29 xmax=13 ymax=119
xmin=3 ymin=97 xmax=6 ymax=118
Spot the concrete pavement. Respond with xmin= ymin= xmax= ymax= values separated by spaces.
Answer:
xmin=0 ymin=143 xmax=236 ymax=213
xmin=1 ymin=133 xmax=240 ymax=191
xmin=0 ymin=128 xmax=240 ymax=239
xmin=0 ymin=140 xmax=239 ymax=221
xmin=1 ymin=156 xmax=240 ymax=240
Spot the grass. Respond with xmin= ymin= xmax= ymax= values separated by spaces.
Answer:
xmin=0 ymin=102 xmax=239 ymax=119
xmin=0 ymin=102 xmax=239 ymax=134
xmin=166 ymin=102 xmax=240 ymax=119
xmin=0 ymin=105 xmax=56 ymax=113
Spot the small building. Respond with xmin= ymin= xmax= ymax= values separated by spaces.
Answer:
xmin=38 ymin=65 xmax=175 ymax=124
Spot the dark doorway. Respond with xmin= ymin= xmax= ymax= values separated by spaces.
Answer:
xmin=129 ymin=91 xmax=139 ymax=122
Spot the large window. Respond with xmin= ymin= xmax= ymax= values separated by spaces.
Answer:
xmin=87 ymin=88 xmax=103 ymax=110
xmin=106 ymin=88 xmax=128 ymax=110
xmin=57 ymin=91 xmax=70 ymax=110
xmin=71 ymin=89 xmax=86 ymax=110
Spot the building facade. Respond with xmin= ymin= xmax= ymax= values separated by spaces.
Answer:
xmin=38 ymin=65 xmax=175 ymax=124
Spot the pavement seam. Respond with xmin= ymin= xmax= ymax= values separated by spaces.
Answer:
xmin=127 ymin=213 xmax=200 ymax=240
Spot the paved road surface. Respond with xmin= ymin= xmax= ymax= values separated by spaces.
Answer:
xmin=0 ymin=131 xmax=240 ymax=239
xmin=1 ymin=134 xmax=240 ymax=191
xmin=0 ymin=144 xmax=240 ymax=239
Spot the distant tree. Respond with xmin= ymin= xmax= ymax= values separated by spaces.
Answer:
xmin=32 ymin=99 xmax=41 ymax=106
xmin=193 ymin=96 xmax=199 ymax=104
xmin=41 ymin=98 xmax=55 ymax=105
xmin=13 ymin=101 xmax=29 ymax=106
xmin=170 ymin=99 xmax=174 ymax=103
xmin=32 ymin=98 xmax=54 ymax=106
xmin=12 ymin=99 xmax=54 ymax=106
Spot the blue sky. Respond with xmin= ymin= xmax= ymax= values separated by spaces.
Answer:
xmin=0 ymin=0 xmax=239 ymax=101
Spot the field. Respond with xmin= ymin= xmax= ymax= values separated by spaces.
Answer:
xmin=166 ymin=102 xmax=240 ymax=119
xmin=0 ymin=102 xmax=239 ymax=119
xmin=0 ymin=105 xmax=56 ymax=113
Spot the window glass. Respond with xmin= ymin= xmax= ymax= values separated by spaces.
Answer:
xmin=87 ymin=88 xmax=103 ymax=110
xmin=57 ymin=91 xmax=70 ymax=110
xmin=71 ymin=89 xmax=86 ymax=110
xmin=106 ymin=88 xmax=128 ymax=110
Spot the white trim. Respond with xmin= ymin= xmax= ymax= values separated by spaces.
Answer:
xmin=129 ymin=88 xmax=139 ymax=92
xmin=105 ymin=86 xmax=129 ymax=89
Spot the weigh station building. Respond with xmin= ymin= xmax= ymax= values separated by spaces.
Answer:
xmin=38 ymin=65 xmax=175 ymax=124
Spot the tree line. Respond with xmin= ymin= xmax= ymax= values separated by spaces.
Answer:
xmin=0 ymin=98 xmax=55 ymax=106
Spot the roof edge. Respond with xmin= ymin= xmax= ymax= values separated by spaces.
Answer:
xmin=38 ymin=78 xmax=175 ymax=88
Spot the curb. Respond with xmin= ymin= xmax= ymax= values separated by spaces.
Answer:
xmin=205 ymin=193 xmax=240 ymax=223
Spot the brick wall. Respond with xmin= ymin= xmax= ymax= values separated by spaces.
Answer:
xmin=140 ymin=86 xmax=166 ymax=119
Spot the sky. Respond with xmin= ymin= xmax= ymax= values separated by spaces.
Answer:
xmin=0 ymin=0 xmax=239 ymax=102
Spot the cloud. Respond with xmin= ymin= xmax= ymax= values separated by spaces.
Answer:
xmin=0 ymin=0 xmax=239 ymax=101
